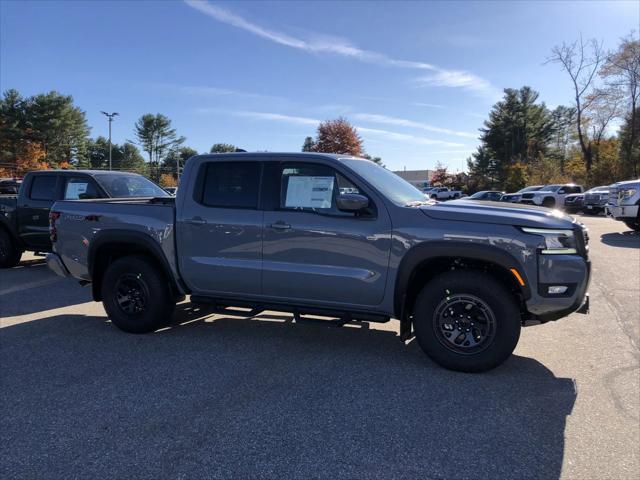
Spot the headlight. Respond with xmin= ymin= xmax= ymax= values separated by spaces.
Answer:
xmin=619 ymin=188 xmax=637 ymax=201
xmin=522 ymin=227 xmax=577 ymax=254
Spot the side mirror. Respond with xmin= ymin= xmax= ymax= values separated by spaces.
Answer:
xmin=558 ymin=189 xmax=566 ymax=194
xmin=336 ymin=193 xmax=369 ymax=212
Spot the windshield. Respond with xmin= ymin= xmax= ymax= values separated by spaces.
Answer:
xmin=542 ymin=184 xmax=563 ymax=192
xmin=518 ymin=186 xmax=543 ymax=193
xmin=468 ymin=191 xmax=487 ymax=199
xmin=587 ymin=186 xmax=609 ymax=192
xmin=96 ymin=174 xmax=169 ymax=198
xmin=340 ymin=159 xmax=426 ymax=205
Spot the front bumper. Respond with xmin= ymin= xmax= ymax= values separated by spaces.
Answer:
xmin=46 ymin=252 xmax=70 ymax=278
xmin=606 ymin=204 xmax=639 ymax=220
xmin=525 ymin=255 xmax=591 ymax=323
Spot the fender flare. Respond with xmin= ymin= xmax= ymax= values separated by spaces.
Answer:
xmin=393 ymin=240 xmax=532 ymax=318
xmin=88 ymin=229 xmax=183 ymax=299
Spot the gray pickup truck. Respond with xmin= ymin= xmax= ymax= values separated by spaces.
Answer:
xmin=47 ymin=153 xmax=590 ymax=372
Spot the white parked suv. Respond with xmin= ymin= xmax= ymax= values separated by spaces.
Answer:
xmin=519 ymin=184 xmax=584 ymax=209
xmin=426 ymin=187 xmax=462 ymax=200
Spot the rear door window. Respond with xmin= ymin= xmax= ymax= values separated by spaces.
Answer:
xmin=200 ymin=162 xmax=261 ymax=209
xmin=30 ymin=176 xmax=57 ymax=201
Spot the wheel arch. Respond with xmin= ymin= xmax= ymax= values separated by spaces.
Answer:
xmin=88 ymin=230 xmax=184 ymax=302
xmin=394 ymin=241 xmax=531 ymax=321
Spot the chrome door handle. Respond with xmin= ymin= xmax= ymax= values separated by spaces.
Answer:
xmin=185 ymin=217 xmax=207 ymax=225
xmin=269 ymin=222 xmax=291 ymax=230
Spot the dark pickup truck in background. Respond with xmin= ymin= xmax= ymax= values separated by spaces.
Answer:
xmin=47 ymin=153 xmax=591 ymax=372
xmin=0 ymin=169 xmax=168 ymax=267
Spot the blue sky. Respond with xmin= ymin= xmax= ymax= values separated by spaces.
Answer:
xmin=1 ymin=0 xmax=638 ymax=171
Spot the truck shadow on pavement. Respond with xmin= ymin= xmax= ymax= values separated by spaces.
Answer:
xmin=600 ymin=231 xmax=640 ymax=249
xmin=0 ymin=303 xmax=576 ymax=480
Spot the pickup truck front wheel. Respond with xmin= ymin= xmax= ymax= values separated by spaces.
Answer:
xmin=0 ymin=229 xmax=22 ymax=268
xmin=413 ymin=271 xmax=521 ymax=372
xmin=101 ymin=255 xmax=176 ymax=333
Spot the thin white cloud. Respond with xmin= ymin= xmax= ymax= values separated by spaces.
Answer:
xmin=415 ymin=70 xmax=501 ymax=99
xmin=353 ymin=113 xmax=477 ymax=139
xmin=183 ymin=0 xmax=495 ymax=95
xmin=234 ymin=111 xmax=320 ymax=126
xmin=149 ymin=82 xmax=286 ymax=101
xmin=196 ymin=108 xmax=464 ymax=147
xmin=356 ymin=126 xmax=464 ymax=147
xmin=412 ymin=102 xmax=446 ymax=109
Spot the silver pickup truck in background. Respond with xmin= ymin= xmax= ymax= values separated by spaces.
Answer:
xmin=47 ymin=153 xmax=590 ymax=372
xmin=606 ymin=179 xmax=640 ymax=231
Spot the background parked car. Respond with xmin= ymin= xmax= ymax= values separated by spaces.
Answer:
xmin=500 ymin=185 xmax=544 ymax=203
xmin=0 ymin=178 xmax=21 ymax=194
xmin=520 ymin=184 xmax=583 ymax=208
xmin=0 ymin=170 xmax=169 ymax=268
xmin=606 ymin=179 xmax=640 ymax=231
xmin=582 ymin=185 xmax=610 ymax=215
xmin=427 ymin=187 xmax=462 ymax=200
xmin=564 ymin=192 xmax=584 ymax=213
xmin=464 ymin=190 xmax=505 ymax=201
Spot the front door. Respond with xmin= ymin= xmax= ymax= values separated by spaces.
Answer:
xmin=177 ymin=160 xmax=263 ymax=296
xmin=261 ymin=161 xmax=392 ymax=308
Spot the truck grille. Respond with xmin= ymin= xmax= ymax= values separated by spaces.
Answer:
xmin=584 ymin=193 xmax=606 ymax=206
xmin=608 ymin=188 xmax=619 ymax=206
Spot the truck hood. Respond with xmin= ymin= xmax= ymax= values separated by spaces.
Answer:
xmin=420 ymin=199 xmax=577 ymax=229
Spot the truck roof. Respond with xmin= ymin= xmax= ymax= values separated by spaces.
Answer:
xmin=190 ymin=152 xmax=363 ymax=162
xmin=25 ymin=170 xmax=144 ymax=176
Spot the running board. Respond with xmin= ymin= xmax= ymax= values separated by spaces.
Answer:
xmin=190 ymin=295 xmax=389 ymax=325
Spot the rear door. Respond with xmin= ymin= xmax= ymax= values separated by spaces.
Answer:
xmin=17 ymin=174 xmax=59 ymax=250
xmin=261 ymin=160 xmax=392 ymax=307
xmin=177 ymin=160 xmax=264 ymax=296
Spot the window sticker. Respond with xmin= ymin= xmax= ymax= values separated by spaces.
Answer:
xmin=285 ymin=176 xmax=334 ymax=208
xmin=65 ymin=182 xmax=88 ymax=199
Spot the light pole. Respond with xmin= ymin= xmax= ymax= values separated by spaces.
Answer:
xmin=100 ymin=111 xmax=119 ymax=170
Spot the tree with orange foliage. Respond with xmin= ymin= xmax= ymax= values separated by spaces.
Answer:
xmin=314 ymin=117 xmax=363 ymax=156
xmin=159 ymin=173 xmax=177 ymax=188
xmin=431 ymin=162 xmax=449 ymax=186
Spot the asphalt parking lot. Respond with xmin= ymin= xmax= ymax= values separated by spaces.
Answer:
xmin=1 ymin=214 xmax=638 ymax=479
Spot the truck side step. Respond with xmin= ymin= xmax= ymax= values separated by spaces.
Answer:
xmin=190 ymin=295 xmax=389 ymax=325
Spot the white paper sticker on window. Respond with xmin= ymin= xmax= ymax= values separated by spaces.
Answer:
xmin=65 ymin=182 xmax=88 ymax=199
xmin=285 ymin=176 xmax=334 ymax=208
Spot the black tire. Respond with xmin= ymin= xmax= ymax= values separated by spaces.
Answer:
xmin=623 ymin=217 xmax=640 ymax=232
xmin=542 ymin=197 xmax=556 ymax=208
xmin=0 ymin=228 xmax=22 ymax=268
xmin=413 ymin=271 xmax=521 ymax=373
xmin=101 ymin=255 xmax=176 ymax=333
xmin=430 ymin=194 xmax=437 ymax=200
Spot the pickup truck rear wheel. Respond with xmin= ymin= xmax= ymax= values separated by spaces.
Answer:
xmin=0 ymin=229 xmax=22 ymax=268
xmin=413 ymin=271 xmax=521 ymax=372
xmin=101 ymin=255 xmax=175 ymax=333
xmin=542 ymin=197 xmax=556 ymax=208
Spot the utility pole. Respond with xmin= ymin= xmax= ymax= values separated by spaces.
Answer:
xmin=100 ymin=111 xmax=119 ymax=170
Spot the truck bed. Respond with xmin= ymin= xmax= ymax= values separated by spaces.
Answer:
xmin=51 ymin=197 xmax=178 ymax=282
